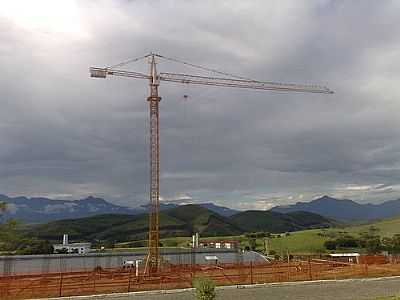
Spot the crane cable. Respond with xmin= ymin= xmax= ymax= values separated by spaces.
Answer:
xmin=107 ymin=53 xmax=329 ymax=91
xmin=154 ymin=53 xmax=256 ymax=81
xmin=155 ymin=53 xmax=328 ymax=90
xmin=107 ymin=54 xmax=150 ymax=69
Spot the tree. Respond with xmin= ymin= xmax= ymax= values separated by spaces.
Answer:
xmin=359 ymin=231 xmax=381 ymax=254
xmin=392 ymin=234 xmax=400 ymax=253
xmin=382 ymin=237 xmax=393 ymax=252
xmin=255 ymin=232 xmax=265 ymax=238
xmin=0 ymin=219 xmax=19 ymax=250
xmin=365 ymin=237 xmax=381 ymax=254
xmin=381 ymin=234 xmax=400 ymax=254
xmin=192 ymin=277 xmax=216 ymax=300
xmin=0 ymin=219 xmax=53 ymax=254
xmin=324 ymin=240 xmax=337 ymax=250
xmin=0 ymin=202 xmax=6 ymax=223
xmin=16 ymin=239 xmax=54 ymax=255
xmin=248 ymin=238 xmax=257 ymax=251
xmin=335 ymin=235 xmax=359 ymax=248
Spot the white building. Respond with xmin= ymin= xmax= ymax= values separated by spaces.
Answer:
xmin=199 ymin=240 xmax=239 ymax=249
xmin=53 ymin=234 xmax=91 ymax=254
xmin=329 ymin=253 xmax=360 ymax=264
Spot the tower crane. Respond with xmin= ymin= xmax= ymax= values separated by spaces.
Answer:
xmin=90 ymin=53 xmax=333 ymax=275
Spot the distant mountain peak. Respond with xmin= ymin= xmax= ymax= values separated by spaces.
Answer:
xmin=271 ymin=196 xmax=400 ymax=222
xmin=0 ymin=194 xmax=141 ymax=223
xmin=79 ymin=196 xmax=108 ymax=204
xmin=317 ymin=195 xmax=336 ymax=200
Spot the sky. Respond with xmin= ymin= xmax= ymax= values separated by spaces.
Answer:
xmin=0 ymin=0 xmax=399 ymax=210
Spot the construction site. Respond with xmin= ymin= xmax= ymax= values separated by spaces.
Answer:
xmin=0 ymin=53 xmax=398 ymax=299
xmin=1 ymin=254 xmax=400 ymax=299
xmin=89 ymin=52 xmax=333 ymax=276
xmin=2 ymin=1 xmax=400 ymax=299
xmin=0 ymin=53 xmax=378 ymax=299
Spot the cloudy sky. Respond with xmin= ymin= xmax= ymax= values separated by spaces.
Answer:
xmin=0 ymin=0 xmax=399 ymax=210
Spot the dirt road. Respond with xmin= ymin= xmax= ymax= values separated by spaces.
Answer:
xmin=45 ymin=277 xmax=400 ymax=300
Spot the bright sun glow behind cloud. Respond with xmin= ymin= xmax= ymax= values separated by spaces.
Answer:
xmin=0 ymin=0 xmax=86 ymax=38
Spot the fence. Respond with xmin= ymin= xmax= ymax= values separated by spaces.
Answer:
xmin=0 ymin=249 xmax=265 ymax=276
xmin=2 ymin=258 xmax=400 ymax=299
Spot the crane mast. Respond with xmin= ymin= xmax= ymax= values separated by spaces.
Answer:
xmin=90 ymin=52 xmax=333 ymax=276
xmin=147 ymin=54 xmax=161 ymax=274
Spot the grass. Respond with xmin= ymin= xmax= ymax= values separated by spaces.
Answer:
xmin=113 ymin=214 xmax=400 ymax=255
xmin=114 ymin=232 xmax=327 ymax=255
xmin=374 ymin=297 xmax=400 ymax=300
xmin=266 ymin=230 xmax=327 ymax=255
xmin=263 ymin=215 xmax=400 ymax=255
xmin=339 ymin=216 xmax=400 ymax=237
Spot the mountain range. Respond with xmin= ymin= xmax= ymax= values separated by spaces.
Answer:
xmin=3 ymin=193 xmax=400 ymax=224
xmin=0 ymin=194 xmax=237 ymax=223
xmin=29 ymin=204 xmax=334 ymax=243
xmin=271 ymin=195 xmax=400 ymax=221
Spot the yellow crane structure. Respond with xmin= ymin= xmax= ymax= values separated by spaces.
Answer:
xmin=90 ymin=53 xmax=333 ymax=276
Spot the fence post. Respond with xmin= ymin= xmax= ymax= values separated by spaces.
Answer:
xmin=93 ymin=270 xmax=96 ymax=293
xmin=128 ymin=267 xmax=132 ymax=292
xmin=59 ymin=272 xmax=63 ymax=297
xmin=250 ymin=262 xmax=253 ymax=284
xmin=308 ymin=257 xmax=312 ymax=281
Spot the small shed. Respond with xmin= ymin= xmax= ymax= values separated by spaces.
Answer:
xmin=329 ymin=253 xmax=360 ymax=264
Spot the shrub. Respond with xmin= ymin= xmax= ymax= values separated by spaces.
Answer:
xmin=324 ymin=240 xmax=337 ymax=250
xmin=255 ymin=232 xmax=266 ymax=238
xmin=192 ymin=277 xmax=216 ymax=300
xmin=248 ymin=238 xmax=257 ymax=251
xmin=163 ymin=239 xmax=178 ymax=247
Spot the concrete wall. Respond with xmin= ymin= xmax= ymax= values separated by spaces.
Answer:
xmin=0 ymin=249 xmax=267 ymax=275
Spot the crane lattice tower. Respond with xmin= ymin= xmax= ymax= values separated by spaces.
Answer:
xmin=90 ymin=53 xmax=333 ymax=275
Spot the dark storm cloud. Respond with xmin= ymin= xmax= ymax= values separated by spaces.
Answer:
xmin=0 ymin=0 xmax=399 ymax=208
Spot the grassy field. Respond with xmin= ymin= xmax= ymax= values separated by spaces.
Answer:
xmin=113 ymin=215 xmax=400 ymax=255
xmin=266 ymin=230 xmax=327 ymax=254
xmin=114 ymin=232 xmax=326 ymax=255
xmin=339 ymin=216 xmax=400 ymax=237
xmin=262 ymin=215 xmax=400 ymax=255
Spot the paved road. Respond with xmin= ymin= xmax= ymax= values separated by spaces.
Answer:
xmin=45 ymin=277 xmax=400 ymax=300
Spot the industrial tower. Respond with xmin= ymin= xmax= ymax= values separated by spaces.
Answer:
xmin=90 ymin=53 xmax=333 ymax=275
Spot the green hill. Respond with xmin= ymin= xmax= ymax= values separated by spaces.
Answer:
xmin=260 ymin=214 xmax=400 ymax=255
xmin=29 ymin=204 xmax=242 ymax=242
xmin=29 ymin=213 xmax=187 ymax=242
xmin=230 ymin=210 xmax=334 ymax=233
xmin=28 ymin=205 xmax=336 ymax=244
xmin=337 ymin=214 xmax=400 ymax=237
xmin=164 ymin=204 xmax=243 ymax=236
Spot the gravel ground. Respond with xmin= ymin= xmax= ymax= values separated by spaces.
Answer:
xmin=44 ymin=277 xmax=400 ymax=300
